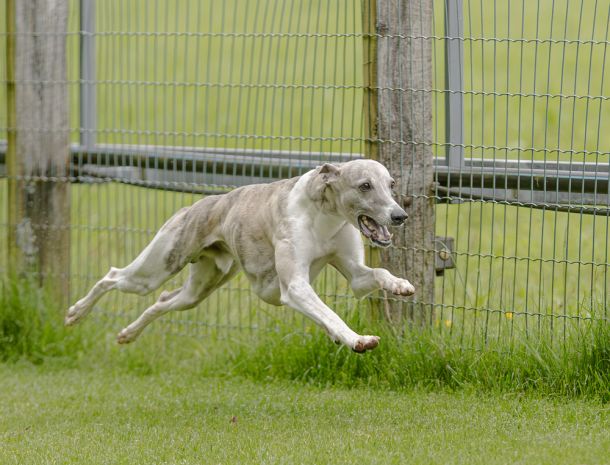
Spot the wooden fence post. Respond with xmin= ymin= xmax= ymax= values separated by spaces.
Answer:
xmin=6 ymin=0 xmax=71 ymax=303
xmin=363 ymin=0 xmax=436 ymax=325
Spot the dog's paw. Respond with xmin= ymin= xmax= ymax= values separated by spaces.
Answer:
xmin=117 ymin=328 xmax=137 ymax=344
xmin=352 ymin=335 xmax=380 ymax=353
xmin=64 ymin=305 xmax=84 ymax=326
xmin=387 ymin=278 xmax=415 ymax=297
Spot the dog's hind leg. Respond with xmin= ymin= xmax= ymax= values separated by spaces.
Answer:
xmin=65 ymin=267 xmax=122 ymax=326
xmin=65 ymin=262 xmax=180 ymax=327
xmin=116 ymin=253 xmax=236 ymax=344
xmin=65 ymin=214 xmax=190 ymax=326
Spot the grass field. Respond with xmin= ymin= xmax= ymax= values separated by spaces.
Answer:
xmin=1 ymin=190 xmax=609 ymax=465
xmin=1 ymin=363 xmax=609 ymax=465
xmin=0 ymin=274 xmax=608 ymax=463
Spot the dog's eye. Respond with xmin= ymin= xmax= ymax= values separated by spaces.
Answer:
xmin=390 ymin=181 xmax=396 ymax=190
xmin=359 ymin=182 xmax=372 ymax=192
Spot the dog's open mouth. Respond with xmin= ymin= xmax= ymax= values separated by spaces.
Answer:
xmin=358 ymin=215 xmax=392 ymax=247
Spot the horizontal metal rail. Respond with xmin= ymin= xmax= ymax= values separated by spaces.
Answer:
xmin=435 ymin=159 xmax=609 ymax=194
xmin=0 ymin=141 xmax=608 ymax=211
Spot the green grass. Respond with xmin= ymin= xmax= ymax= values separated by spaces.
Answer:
xmin=1 ymin=363 xmax=609 ymax=465
xmin=228 ymin=318 xmax=610 ymax=399
xmin=1 ymin=275 xmax=608 ymax=400
xmin=0 ymin=276 xmax=92 ymax=363
xmin=0 ymin=276 xmax=608 ymax=464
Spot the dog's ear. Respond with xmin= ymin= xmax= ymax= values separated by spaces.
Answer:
xmin=307 ymin=163 xmax=341 ymax=202
xmin=318 ymin=163 xmax=340 ymax=184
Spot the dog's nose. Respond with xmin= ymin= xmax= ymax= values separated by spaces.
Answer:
xmin=391 ymin=209 xmax=408 ymax=225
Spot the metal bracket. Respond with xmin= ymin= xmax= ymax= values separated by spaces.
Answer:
xmin=435 ymin=236 xmax=455 ymax=276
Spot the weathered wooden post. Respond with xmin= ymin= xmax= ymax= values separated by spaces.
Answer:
xmin=6 ymin=0 xmax=71 ymax=302
xmin=362 ymin=0 xmax=436 ymax=325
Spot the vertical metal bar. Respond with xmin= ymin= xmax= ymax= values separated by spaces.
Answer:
xmin=80 ymin=0 xmax=96 ymax=149
xmin=362 ymin=0 xmax=379 ymax=161
xmin=444 ymin=0 xmax=463 ymax=167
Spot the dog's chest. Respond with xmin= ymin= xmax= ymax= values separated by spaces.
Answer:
xmin=311 ymin=213 xmax=346 ymax=241
xmin=287 ymin=211 xmax=346 ymax=260
xmin=285 ymin=174 xmax=347 ymax=255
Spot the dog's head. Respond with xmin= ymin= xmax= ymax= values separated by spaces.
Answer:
xmin=314 ymin=160 xmax=407 ymax=247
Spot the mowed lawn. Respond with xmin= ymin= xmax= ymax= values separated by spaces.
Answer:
xmin=1 ymin=363 xmax=609 ymax=465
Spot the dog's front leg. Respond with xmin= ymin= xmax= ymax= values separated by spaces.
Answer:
xmin=280 ymin=278 xmax=380 ymax=352
xmin=339 ymin=262 xmax=415 ymax=299
xmin=331 ymin=229 xmax=415 ymax=299
xmin=275 ymin=242 xmax=380 ymax=352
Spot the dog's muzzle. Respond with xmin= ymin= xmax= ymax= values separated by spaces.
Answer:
xmin=358 ymin=215 xmax=392 ymax=247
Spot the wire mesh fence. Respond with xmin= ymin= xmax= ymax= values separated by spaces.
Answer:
xmin=0 ymin=0 xmax=608 ymax=349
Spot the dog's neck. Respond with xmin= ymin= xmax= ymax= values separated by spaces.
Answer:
xmin=286 ymin=171 xmax=347 ymax=242
xmin=282 ymin=170 xmax=346 ymax=238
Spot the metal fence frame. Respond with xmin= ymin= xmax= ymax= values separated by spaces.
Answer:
xmin=1 ymin=0 xmax=609 ymax=343
xmin=1 ymin=0 xmax=607 ymax=206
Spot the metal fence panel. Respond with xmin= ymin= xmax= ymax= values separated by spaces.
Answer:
xmin=0 ymin=0 xmax=608 ymax=348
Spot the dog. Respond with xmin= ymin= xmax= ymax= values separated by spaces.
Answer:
xmin=65 ymin=159 xmax=415 ymax=352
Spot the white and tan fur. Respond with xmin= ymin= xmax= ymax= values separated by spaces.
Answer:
xmin=66 ymin=159 xmax=414 ymax=352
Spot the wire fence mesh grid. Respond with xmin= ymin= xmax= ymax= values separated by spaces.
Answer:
xmin=0 ymin=0 xmax=608 ymax=349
